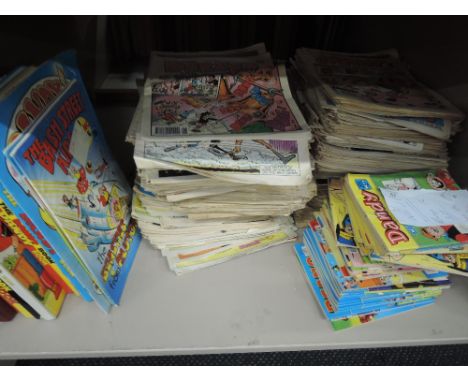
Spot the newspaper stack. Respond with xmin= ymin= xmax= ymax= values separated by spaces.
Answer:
xmin=292 ymin=48 xmax=465 ymax=178
xmin=295 ymin=169 xmax=468 ymax=330
xmin=127 ymin=44 xmax=317 ymax=274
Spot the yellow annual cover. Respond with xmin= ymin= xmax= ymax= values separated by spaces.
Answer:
xmin=344 ymin=170 xmax=468 ymax=256
xmin=0 ymin=198 xmax=77 ymax=296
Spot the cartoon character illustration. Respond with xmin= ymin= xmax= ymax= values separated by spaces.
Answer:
xmin=80 ymin=227 xmax=115 ymax=253
xmin=336 ymin=214 xmax=356 ymax=246
xmin=75 ymin=116 xmax=93 ymax=138
xmin=0 ymin=222 xmax=62 ymax=300
xmin=86 ymin=158 xmax=108 ymax=178
xmin=382 ymin=177 xmax=420 ymax=191
xmin=421 ymin=225 xmax=468 ymax=244
xmin=69 ymin=165 xmax=89 ymax=194
xmin=98 ymin=185 xmax=110 ymax=207
xmin=152 ymin=100 xmax=183 ymax=124
xmin=62 ymin=194 xmax=79 ymax=210
xmin=429 ymin=254 xmax=468 ymax=272
xmin=427 ymin=172 xmax=447 ymax=190
xmin=180 ymin=76 xmax=219 ymax=97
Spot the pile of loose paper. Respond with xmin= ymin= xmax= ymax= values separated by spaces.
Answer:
xmin=127 ymin=44 xmax=317 ymax=274
xmin=291 ymin=48 xmax=465 ymax=178
xmin=295 ymin=169 xmax=468 ymax=330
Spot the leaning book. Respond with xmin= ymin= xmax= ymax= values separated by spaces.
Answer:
xmin=0 ymin=51 xmax=142 ymax=312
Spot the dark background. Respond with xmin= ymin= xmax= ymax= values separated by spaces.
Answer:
xmin=1 ymin=16 xmax=467 ymax=186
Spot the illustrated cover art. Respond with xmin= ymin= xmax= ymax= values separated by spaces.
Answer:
xmin=345 ymin=169 xmax=468 ymax=255
xmin=0 ymin=277 xmax=38 ymax=318
xmin=0 ymin=194 xmax=75 ymax=296
xmin=0 ymin=51 xmax=141 ymax=311
xmin=4 ymin=53 xmax=142 ymax=306
xmin=0 ymin=221 xmax=65 ymax=319
xmin=0 ymin=56 xmax=105 ymax=307
xmin=144 ymin=65 xmax=309 ymax=139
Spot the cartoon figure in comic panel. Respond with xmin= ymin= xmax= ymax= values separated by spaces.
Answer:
xmin=64 ymin=117 xmax=128 ymax=253
xmin=335 ymin=214 xmax=356 ymax=247
xmin=420 ymin=171 xmax=468 ymax=245
xmin=429 ymin=254 xmax=468 ymax=273
xmin=217 ymin=68 xmax=280 ymax=129
xmin=0 ymin=222 xmax=63 ymax=299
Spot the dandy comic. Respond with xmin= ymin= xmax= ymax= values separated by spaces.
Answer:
xmin=344 ymin=169 xmax=468 ymax=256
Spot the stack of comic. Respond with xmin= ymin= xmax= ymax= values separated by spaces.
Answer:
xmin=292 ymin=48 xmax=465 ymax=178
xmin=294 ymin=168 xmax=468 ymax=330
xmin=0 ymin=52 xmax=142 ymax=320
xmin=127 ymin=44 xmax=317 ymax=274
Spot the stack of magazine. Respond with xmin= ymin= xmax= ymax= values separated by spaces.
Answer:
xmin=295 ymin=169 xmax=467 ymax=330
xmin=126 ymin=44 xmax=317 ymax=274
xmin=0 ymin=52 xmax=141 ymax=320
xmin=291 ymin=48 xmax=465 ymax=178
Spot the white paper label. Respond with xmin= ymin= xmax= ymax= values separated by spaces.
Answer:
xmin=380 ymin=188 xmax=468 ymax=227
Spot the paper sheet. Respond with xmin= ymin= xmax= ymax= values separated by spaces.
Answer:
xmin=379 ymin=188 xmax=468 ymax=228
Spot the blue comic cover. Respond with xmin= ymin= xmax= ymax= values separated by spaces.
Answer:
xmin=0 ymin=60 xmax=102 ymax=307
xmin=0 ymin=51 xmax=141 ymax=310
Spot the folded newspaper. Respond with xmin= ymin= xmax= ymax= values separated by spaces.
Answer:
xmin=127 ymin=44 xmax=317 ymax=273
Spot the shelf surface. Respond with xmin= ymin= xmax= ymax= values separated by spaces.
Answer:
xmin=1 ymin=239 xmax=468 ymax=360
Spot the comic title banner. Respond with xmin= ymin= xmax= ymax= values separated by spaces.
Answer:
xmin=23 ymin=91 xmax=83 ymax=176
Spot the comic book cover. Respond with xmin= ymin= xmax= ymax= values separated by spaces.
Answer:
xmin=140 ymin=65 xmax=310 ymax=141
xmin=0 ymin=56 xmax=107 ymax=308
xmin=0 ymin=221 xmax=65 ymax=319
xmin=0 ymin=51 xmax=141 ymax=311
xmin=3 ymin=52 xmax=142 ymax=307
xmin=0 ymin=277 xmax=38 ymax=318
xmin=328 ymin=178 xmax=356 ymax=247
xmin=344 ymin=169 xmax=468 ymax=256
xmin=0 ymin=192 xmax=75 ymax=296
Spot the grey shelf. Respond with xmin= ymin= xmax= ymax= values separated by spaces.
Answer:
xmin=1 ymin=239 xmax=468 ymax=360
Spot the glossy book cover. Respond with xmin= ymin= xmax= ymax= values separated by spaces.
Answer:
xmin=0 ymin=51 xmax=141 ymax=311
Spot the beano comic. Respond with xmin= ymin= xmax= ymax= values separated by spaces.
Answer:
xmin=0 ymin=51 xmax=141 ymax=311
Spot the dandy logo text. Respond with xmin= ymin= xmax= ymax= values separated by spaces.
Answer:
xmin=361 ymin=190 xmax=409 ymax=245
